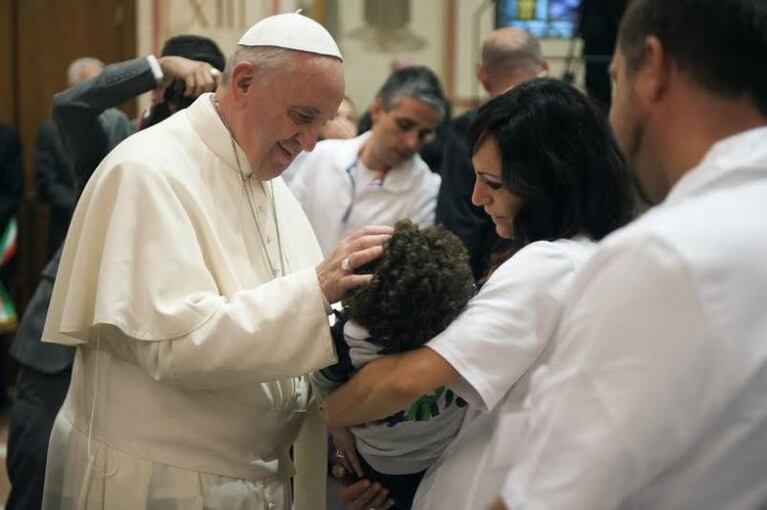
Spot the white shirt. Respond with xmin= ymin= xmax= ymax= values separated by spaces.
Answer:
xmin=287 ymin=132 xmax=440 ymax=256
xmin=41 ymin=94 xmax=335 ymax=510
xmin=413 ymin=237 xmax=596 ymax=509
xmin=501 ymin=126 xmax=767 ymax=510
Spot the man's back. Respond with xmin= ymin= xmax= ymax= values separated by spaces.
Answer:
xmin=501 ymin=126 xmax=767 ymax=509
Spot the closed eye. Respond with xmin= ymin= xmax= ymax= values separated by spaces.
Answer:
xmin=478 ymin=174 xmax=503 ymax=190
xmin=289 ymin=109 xmax=315 ymax=125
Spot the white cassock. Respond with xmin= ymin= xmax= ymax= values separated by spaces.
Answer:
xmin=40 ymin=93 xmax=336 ymax=510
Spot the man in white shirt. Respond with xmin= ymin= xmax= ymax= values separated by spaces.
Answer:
xmin=40 ymin=13 xmax=391 ymax=510
xmin=288 ymin=66 xmax=445 ymax=256
xmin=494 ymin=1 xmax=767 ymax=509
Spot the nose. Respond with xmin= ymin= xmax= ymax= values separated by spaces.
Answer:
xmin=471 ymin=178 xmax=489 ymax=207
xmin=404 ymin=130 xmax=420 ymax=152
xmin=297 ymin=125 xmax=320 ymax=152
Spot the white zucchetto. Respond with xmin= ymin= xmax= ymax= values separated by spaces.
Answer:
xmin=238 ymin=12 xmax=342 ymax=61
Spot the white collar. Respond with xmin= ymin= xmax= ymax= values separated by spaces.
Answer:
xmin=665 ymin=125 xmax=767 ymax=206
xmin=186 ymin=93 xmax=255 ymax=177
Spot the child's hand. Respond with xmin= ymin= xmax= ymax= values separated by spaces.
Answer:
xmin=331 ymin=426 xmax=364 ymax=478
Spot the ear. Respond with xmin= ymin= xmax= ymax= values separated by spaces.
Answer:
xmin=230 ymin=61 xmax=256 ymax=102
xmin=634 ymin=35 xmax=672 ymax=110
xmin=370 ymin=97 xmax=384 ymax=125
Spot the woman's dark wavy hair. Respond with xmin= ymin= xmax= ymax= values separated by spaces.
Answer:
xmin=469 ymin=78 xmax=636 ymax=264
xmin=342 ymin=220 xmax=476 ymax=354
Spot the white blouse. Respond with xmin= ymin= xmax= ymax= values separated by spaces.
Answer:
xmin=413 ymin=237 xmax=596 ymax=509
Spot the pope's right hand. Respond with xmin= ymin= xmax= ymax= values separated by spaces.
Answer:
xmin=317 ymin=226 xmax=393 ymax=304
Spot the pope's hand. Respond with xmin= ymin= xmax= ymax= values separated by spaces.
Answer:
xmin=158 ymin=55 xmax=221 ymax=97
xmin=317 ymin=226 xmax=393 ymax=304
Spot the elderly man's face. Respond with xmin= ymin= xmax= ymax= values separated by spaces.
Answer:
xmin=237 ymin=54 xmax=345 ymax=180
xmin=368 ymin=96 xmax=441 ymax=169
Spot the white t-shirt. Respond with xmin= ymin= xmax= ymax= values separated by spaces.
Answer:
xmin=500 ymin=126 xmax=767 ymax=510
xmin=413 ymin=237 xmax=596 ymax=509
xmin=287 ymin=132 xmax=440 ymax=256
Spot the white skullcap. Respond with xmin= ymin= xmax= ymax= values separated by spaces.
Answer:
xmin=238 ymin=13 xmax=342 ymax=61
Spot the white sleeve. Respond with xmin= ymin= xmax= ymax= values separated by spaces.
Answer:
xmin=500 ymin=236 xmax=719 ymax=510
xmin=427 ymin=241 xmax=579 ymax=412
xmin=108 ymin=266 xmax=337 ymax=390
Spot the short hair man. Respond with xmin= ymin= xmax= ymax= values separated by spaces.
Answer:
xmin=39 ymin=14 xmax=389 ymax=510
xmin=494 ymin=1 xmax=767 ymax=508
xmin=436 ymin=27 xmax=547 ymax=280
xmin=288 ymin=65 xmax=445 ymax=257
xmin=66 ymin=57 xmax=104 ymax=86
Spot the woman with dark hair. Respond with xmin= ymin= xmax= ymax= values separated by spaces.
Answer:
xmin=327 ymin=78 xmax=636 ymax=510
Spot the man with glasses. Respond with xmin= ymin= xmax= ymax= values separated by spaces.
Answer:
xmin=289 ymin=66 xmax=445 ymax=257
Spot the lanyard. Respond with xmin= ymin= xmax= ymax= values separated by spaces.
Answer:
xmin=341 ymin=159 xmax=387 ymax=223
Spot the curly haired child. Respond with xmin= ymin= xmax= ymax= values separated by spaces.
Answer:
xmin=311 ymin=220 xmax=476 ymax=508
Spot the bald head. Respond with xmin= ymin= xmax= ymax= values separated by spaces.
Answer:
xmin=478 ymin=28 xmax=547 ymax=97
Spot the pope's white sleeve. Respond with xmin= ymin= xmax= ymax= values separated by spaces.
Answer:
xmin=499 ymin=237 xmax=719 ymax=510
xmin=118 ymin=266 xmax=337 ymax=390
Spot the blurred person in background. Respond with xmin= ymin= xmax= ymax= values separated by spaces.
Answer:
xmin=288 ymin=66 xmax=445 ymax=258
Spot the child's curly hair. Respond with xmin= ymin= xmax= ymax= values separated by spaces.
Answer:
xmin=342 ymin=220 xmax=476 ymax=354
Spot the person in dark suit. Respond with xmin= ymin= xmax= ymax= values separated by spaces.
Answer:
xmin=436 ymin=28 xmax=548 ymax=281
xmin=36 ymin=120 xmax=77 ymax=257
xmin=36 ymin=58 xmax=105 ymax=257
xmin=5 ymin=35 xmax=225 ymax=510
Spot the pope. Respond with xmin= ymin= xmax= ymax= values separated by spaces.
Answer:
xmin=40 ymin=13 xmax=391 ymax=510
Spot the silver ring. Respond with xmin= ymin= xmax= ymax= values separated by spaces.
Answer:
xmin=210 ymin=68 xmax=221 ymax=77
xmin=335 ymin=450 xmax=345 ymax=459
xmin=341 ymin=257 xmax=351 ymax=272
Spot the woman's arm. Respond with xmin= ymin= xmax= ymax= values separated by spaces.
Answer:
xmin=324 ymin=346 xmax=459 ymax=427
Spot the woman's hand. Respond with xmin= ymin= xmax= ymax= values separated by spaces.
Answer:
xmin=332 ymin=464 xmax=395 ymax=510
xmin=331 ymin=426 xmax=363 ymax=478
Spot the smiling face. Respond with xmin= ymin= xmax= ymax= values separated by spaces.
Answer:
xmin=228 ymin=52 xmax=345 ymax=180
xmin=471 ymin=133 xmax=523 ymax=239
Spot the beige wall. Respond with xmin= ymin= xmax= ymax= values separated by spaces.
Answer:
xmin=135 ymin=0 xmax=585 ymax=115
